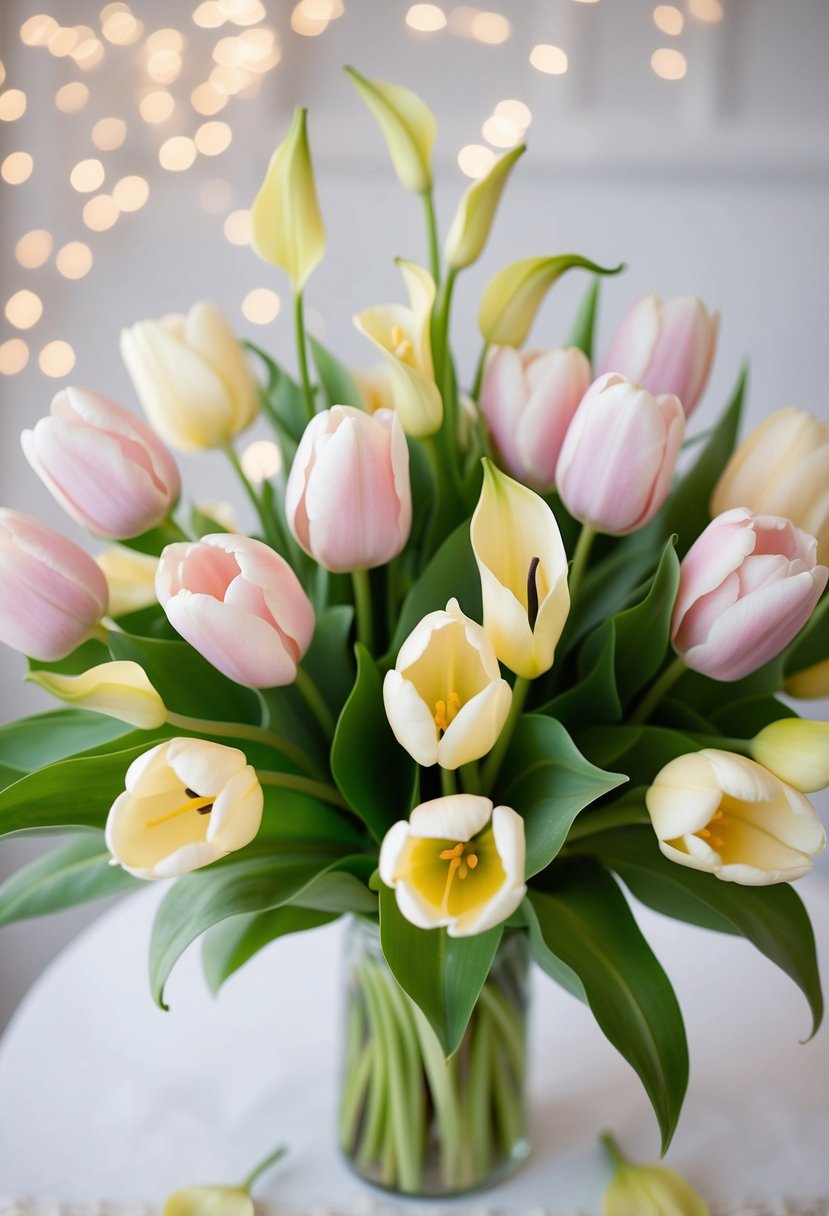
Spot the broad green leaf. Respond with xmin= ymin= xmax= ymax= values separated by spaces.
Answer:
xmin=528 ymin=861 xmax=688 ymax=1152
xmin=578 ymin=724 xmax=700 ymax=787
xmin=190 ymin=504 xmax=232 ymax=536
xmin=612 ymin=539 xmax=679 ymax=706
xmin=245 ymin=341 xmax=308 ymax=454
xmin=0 ymin=833 xmax=137 ymax=926
xmin=567 ymin=276 xmax=601 ymax=362
xmin=496 ymin=715 xmax=627 ymax=877
xmin=0 ymin=708 xmax=132 ymax=773
xmin=201 ymin=906 xmax=337 ymax=994
xmin=379 ymin=883 xmax=502 ymax=1056
xmin=301 ymin=605 xmax=356 ymax=719
xmin=309 ymin=336 xmax=363 ymax=409
xmin=709 ymin=693 xmax=797 ymax=736
xmin=258 ymin=785 xmax=365 ymax=851
xmin=331 ymin=644 xmax=417 ymax=841
xmin=120 ymin=521 xmax=192 ymax=558
xmin=540 ymin=619 xmax=622 ymax=732
xmin=523 ymin=896 xmax=586 ymax=1002
xmin=388 ymin=523 xmax=481 ymax=659
xmin=785 ymin=591 xmax=829 ymax=677
xmin=28 ymin=638 xmax=110 ymax=676
xmin=563 ymin=535 xmax=660 ymax=654
xmin=291 ymin=856 xmax=377 ymax=913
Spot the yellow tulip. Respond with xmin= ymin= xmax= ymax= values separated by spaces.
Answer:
xmin=345 ymin=67 xmax=436 ymax=193
xmin=479 ymin=255 xmax=622 ymax=348
xmin=470 ymin=460 xmax=570 ymax=678
xmin=785 ymin=658 xmax=829 ymax=700
xmin=444 ymin=145 xmax=525 ymax=271
xmin=27 ymin=661 xmax=167 ymax=729
xmin=96 ymin=546 xmax=158 ymax=617
xmin=250 ymin=107 xmax=325 ymax=292
xmin=353 ymin=259 xmax=443 ymax=437
xmin=751 ymin=718 xmax=829 ymax=793
xmin=164 ymin=1188 xmax=253 ymax=1216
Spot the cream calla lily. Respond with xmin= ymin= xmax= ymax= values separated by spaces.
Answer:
xmin=646 ymin=748 xmax=825 ymax=885
xmin=345 ymin=67 xmax=436 ymax=193
xmin=106 ymin=738 xmax=263 ymax=880
xmin=603 ymin=1160 xmax=709 ymax=1216
xmin=785 ymin=659 xmax=829 ymax=700
xmin=751 ymin=719 xmax=829 ymax=793
xmin=444 ymin=144 xmax=525 ymax=271
xmin=470 ymin=459 xmax=570 ymax=678
xmin=379 ymin=794 xmax=527 ymax=937
xmin=250 ymin=107 xmax=325 ymax=292
xmin=27 ymin=660 xmax=167 ymax=729
xmin=383 ymin=597 xmax=512 ymax=770
xmin=353 ymin=259 xmax=442 ymax=437
xmin=96 ymin=546 xmax=159 ymax=617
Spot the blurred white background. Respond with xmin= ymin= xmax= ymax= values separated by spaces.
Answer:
xmin=1 ymin=0 xmax=828 ymax=1029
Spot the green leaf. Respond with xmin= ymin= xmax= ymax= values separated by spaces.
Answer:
xmin=496 ymin=715 xmax=627 ymax=878
xmin=291 ymin=856 xmax=378 ymax=913
xmin=309 ymin=336 xmax=363 ymax=409
xmin=331 ymin=644 xmax=417 ymax=841
xmin=258 ymin=785 xmax=365 ymax=851
xmin=540 ymin=619 xmax=622 ymax=731
xmin=119 ymin=521 xmax=191 ymax=557
xmin=378 ymin=883 xmax=502 ymax=1056
xmin=567 ymin=276 xmax=601 ymax=362
xmin=578 ymin=724 xmax=700 ymax=787
xmin=523 ymin=896 xmax=586 ymax=1003
xmin=612 ymin=539 xmax=679 ymax=706
xmin=301 ymin=605 xmax=356 ymax=719
xmin=388 ymin=523 xmax=481 ymax=659
xmin=785 ymin=591 xmax=829 ymax=678
xmin=190 ymin=504 xmax=232 ymax=536
xmin=528 ymin=861 xmax=688 ymax=1152
xmin=245 ymin=341 xmax=307 ymax=454
xmin=28 ymin=638 xmax=110 ymax=676
xmin=0 ymin=832 xmax=138 ymax=927
xmin=585 ymin=826 xmax=823 ymax=1038
xmin=201 ymin=905 xmax=337 ymax=994
xmin=0 ymin=708 xmax=133 ymax=773
xmin=709 ymin=693 xmax=797 ymax=737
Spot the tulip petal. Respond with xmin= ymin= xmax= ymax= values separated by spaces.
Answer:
xmin=165 ymin=593 xmax=298 ymax=687
xmin=409 ymin=794 xmax=492 ymax=841
xmin=437 ymin=678 xmax=512 ymax=770
xmin=383 ymin=670 xmax=440 ymax=767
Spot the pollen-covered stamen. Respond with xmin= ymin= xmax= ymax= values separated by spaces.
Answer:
xmin=390 ymin=324 xmax=415 ymax=365
xmin=697 ymin=807 xmax=728 ymax=851
xmin=145 ymin=789 xmax=214 ymax=828
xmin=526 ymin=556 xmax=541 ymax=631
xmin=438 ymin=840 xmax=480 ymax=911
xmin=434 ymin=690 xmax=461 ymax=735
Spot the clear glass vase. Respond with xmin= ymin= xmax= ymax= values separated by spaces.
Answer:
xmin=338 ymin=916 xmax=531 ymax=1197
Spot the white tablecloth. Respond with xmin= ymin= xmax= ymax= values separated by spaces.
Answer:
xmin=1 ymin=877 xmax=828 ymax=1211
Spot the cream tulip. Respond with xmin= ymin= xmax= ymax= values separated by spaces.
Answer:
xmin=345 ymin=67 xmax=436 ymax=194
xmin=28 ymin=661 xmax=166 ymax=730
xmin=444 ymin=145 xmax=525 ymax=271
xmin=96 ymin=546 xmax=159 ymax=618
xmin=379 ymin=794 xmax=527 ymax=937
xmin=646 ymin=748 xmax=825 ymax=885
xmin=121 ymin=302 xmax=259 ymax=453
xmin=470 ymin=460 xmax=570 ymax=678
xmin=353 ymin=260 xmax=442 ymax=437
xmin=106 ymin=738 xmax=263 ymax=880
xmin=383 ymin=598 xmax=512 ymax=770
xmin=751 ymin=719 xmax=829 ymax=793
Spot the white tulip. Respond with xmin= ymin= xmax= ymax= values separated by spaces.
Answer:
xmin=28 ymin=661 xmax=166 ymax=729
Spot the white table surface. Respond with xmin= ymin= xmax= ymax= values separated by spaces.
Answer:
xmin=0 ymin=875 xmax=828 ymax=1212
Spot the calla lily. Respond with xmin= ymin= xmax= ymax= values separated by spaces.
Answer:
xmin=353 ymin=259 xmax=442 ymax=437
xmin=379 ymin=794 xmax=527 ymax=937
xmin=27 ymin=660 xmax=167 ymax=729
xmin=250 ymin=107 xmax=325 ymax=292
xmin=345 ymin=67 xmax=436 ymax=193
xmin=444 ymin=145 xmax=525 ymax=271
xmin=96 ymin=546 xmax=159 ymax=618
xmin=470 ymin=460 xmax=570 ymax=678
xmin=751 ymin=719 xmax=829 ymax=793
xmin=383 ymin=598 xmax=512 ymax=770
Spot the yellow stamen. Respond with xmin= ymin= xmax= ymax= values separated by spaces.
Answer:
xmin=434 ymin=690 xmax=461 ymax=736
xmin=145 ymin=794 xmax=214 ymax=829
xmin=438 ymin=841 xmax=478 ymax=913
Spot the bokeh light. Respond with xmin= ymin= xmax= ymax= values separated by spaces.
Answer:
xmin=92 ymin=117 xmax=127 ymax=150
xmin=112 ymin=175 xmax=149 ymax=211
xmin=55 ymin=81 xmax=90 ymax=112
xmin=1 ymin=152 xmax=34 ymax=185
xmin=458 ymin=144 xmax=496 ymax=178
xmin=242 ymin=288 xmax=281 ymax=324
xmin=159 ymin=135 xmax=197 ymax=170
xmin=139 ymin=89 xmax=175 ymax=123
xmin=0 ymin=90 xmax=27 ymax=122
xmin=195 ymin=120 xmax=233 ymax=155
xmin=224 ymin=209 xmax=252 ymax=244
xmin=470 ymin=11 xmax=511 ymax=43
xmin=651 ymin=47 xmax=688 ymax=79
xmin=82 ymin=194 xmax=120 ymax=231
xmin=530 ymin=43 xmax=569 ymax=74
xmin=20 ymin=15 xmax=59 ymax=46
xmin=0 ymin=339 xmax=29 ymax=376
xmin=70 ymin=158 xmax=106 ymax=193
xmin=653 ymin=4 xmax=684 ymax=35
xmin=241 ymin=439 xmax=283 ymax=482
xmin=406 ymin=5 xmax=447 ymax=32
xmin=39 ymin=341 xmax=76 ymax=377
xmin=56 ymin=242 xmax=93 ymax=280
xmin=15 ymin=230 xmax=53 ymax=269
xmin=5 ymin=290 xmax=43 ymax=330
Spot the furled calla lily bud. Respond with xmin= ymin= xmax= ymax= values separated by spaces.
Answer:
xmin=785 ymin=660 xmax=829 ymax=700
xmin=106 ymin=738 xmax=263 ymax=880
xmin=470 ymin=460 xmax=570 ymax=678
xmin=379 ymin=794 xmax=527 ymax=936
xmin=96 ymin=546 xmax=159 ymax=618
xmin=383 ymin=598 xmax=512 ymax=770
xmin=121 ymin=302 xmax=259 ymax=454
xmin=27 ymin=660 xmax=167 ymax=729
xmin=711 ymin=407 xmax=829 ymax=563
xmin=345 ymin=67 xmax=436 ymax=193
xmin=250 ymin=107 xmax=325 ymax=292
xmin=444 ymin=145 xmax=525 ymax=271
xmin=750 ymin=719 xmax=829 ymax=793
xmin=353 ymin=260 xmax=442 ymax=437
xmin=645 ymin=749 xmax=825 ymax=885
xmin=603 ymin=1153 xmax=708 ymax=1216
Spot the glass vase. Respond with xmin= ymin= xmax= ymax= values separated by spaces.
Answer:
xmin=338 ymin=916 xmax=531 ymax=1197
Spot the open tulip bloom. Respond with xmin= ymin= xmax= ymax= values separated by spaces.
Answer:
xmin=1 ymin=71 xmax=828 ymax=1181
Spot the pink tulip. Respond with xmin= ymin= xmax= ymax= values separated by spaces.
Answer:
xmin=556 ymin=373 xmax=685 ymax=535
xmin=0 ymin=510 xmax=108 ymax=661
xmin=286 ymin=405 xmax=412 ymax=572
xmin=156 ymin=534 xmax=315 ymax=688
xmin=21 ymin=388 xmax=181 ymax=540
xmin=479 ymin=346 xmax=592 ymax=491
xmin=672 ymin=509 xmax=828 ymax=682
xmin=600 ymin=293 xmax=719 ymax=417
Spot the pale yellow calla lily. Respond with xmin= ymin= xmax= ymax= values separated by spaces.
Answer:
xmin=27 ymin=660 xmax=167 ymax=730
xmin=479 ymin=254 xmax=623 ymax=348
xmin=470 ymin=460 xmax=570 ymax=678
xmin=353 ymin=259 xmax=443 ymax=437
xmin=345 ymin=67 xmax=436 ymax=193
xmin=251 ymin=107 xmax=325 ymax=292
xmin=164 ymin=1188 xmax=253 ymax=1216
xmin=444 ymin=144 xmax=525 ymax=271
xmin=785 ymin=658 xmax=829 ymax=700
xmin=751 ymin=719 xmax=829 ymax=793
xmin=96 ymin=546 xmax=158 ymax=617
xmin=603 ymin=1161 xmax=709 ymax=1216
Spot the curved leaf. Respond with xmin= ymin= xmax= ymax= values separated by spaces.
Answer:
xmin=388 ymin=523 xmax=481 ymax=659
xmin=0 ymin=833 xmax=138 ymax=927
xmin=612 ymin=539 xmax=679 ymax=706
xmin=0 ymin=708 xmax=132 ymax=773
xmin=201 ymin=906 xmax=336 ymax=994
xmin=310 ymin=336 xmax=363 ymax=409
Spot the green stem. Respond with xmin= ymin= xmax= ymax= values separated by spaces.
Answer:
xmin=482 ymin=676 xmax=531 ymax=793
xmin=241 ymin=1143 xmax=288 ymax=1192
xmin=222 ymin=443 xmax=280 ymax=548
xmin=489 ymin=1025 xmax=523 ymax=1155
xmin=470 ymin=341 xmax=490 ymax=403
xmin=600 ymin=1131 xmax=628 ymax=1173
xmin=357 ymin=991 xmax=388 ymax=1168
xmin=351 ymin=568 xmax=374 ymax=652
xmin=380 ymin=970 xmax=425 ymax=1174
xmin=339 ymin=1040 xmax=374 ymax=1154
xmin=629 ymin=655 xmax=687 ymax=725
xmin=440 ymin=766 xmax=457 ymax=798
xmin=294 ymin=290 xmax=315 ymax=422
xmin=256 ymin=768 xmax=348 ymax=809
xmin=478 ymin=984 xmax=524 ymax=1080
xmin=460 ymin=760 xmax=481 ymax=795
xmin=466 ymin=1003 xmax=493 ymax=1181
xmin=568 ymin=523 xmax=596 ymax=606
xmin=422 ymin=190 xmax=441 ymax=288
xmin=91 ymin=622 xmax=110 ymax=644
xmin=411 ymin=1002 xmax=463 ymax=1189
xmin=293 ymin=665 xmax=336 ymax=739
xmin=433 ymin=267 xmax=457 ymax=384
xmin=165 ymin=711 xmax=325 ymax=781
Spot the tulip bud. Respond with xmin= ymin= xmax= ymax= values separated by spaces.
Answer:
xmin=0 ymin=510 xmax=108 ymax=662
xmin=671 ymin=509 xmax=827 ymax=682
xmin=96 ymin=546 xmax=159 ymax=618
xmin=353 ymin=260 xmax=442 ymax=437
xmin=286 ymin=406 xmax=412 ymax=572
xmin=384 ymin=598 xmax=512 ymax=770
xmin=250 ymin=107 xmax=325 ymax=292
xmin=470 ymin=460 xmax=570 ymax=678
xmin=601 ymin=1135 xmax=708 ymax=1216
xmin=480 ymin=346 xmax=592 ymax=491
xmin=444 ymin=144 xmax=525 ymax=271
xmin=751 ymin=719 xmax=829 ymax=793
xmin=785 ymin=660 xmax=829 ymax=701
xmin=711 ymin=407 xmax=829 ymax=563
xmin=600 ymin=293 xmax=719 ymax=417
xmin=164 ymin=1188 xmax=252 ymax=1216
xmin=106 ymin=738 xmax=263 ymax=879
xmin=156 ymin=534 xmax=315 ymax=689
xmin=646 ymin=748 xmax=825 ymax=885
xmin=121 ymin=302 xmax=259 ymax=454
xmin=21 ymin=387 xmax=181 ymax=540
xmin=556 ymin=373 xmax=685 ymax=536
xmin=27 ymin=661 xmax=167 ymax=730
xmin=379 ymin=794 xmax=527 ymax=936
xmin=345 ymin=67 xmax=436 ymax=194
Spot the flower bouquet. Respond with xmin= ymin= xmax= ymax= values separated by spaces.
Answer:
xmin=1 ymin=70 xmax=828 ymax=1201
